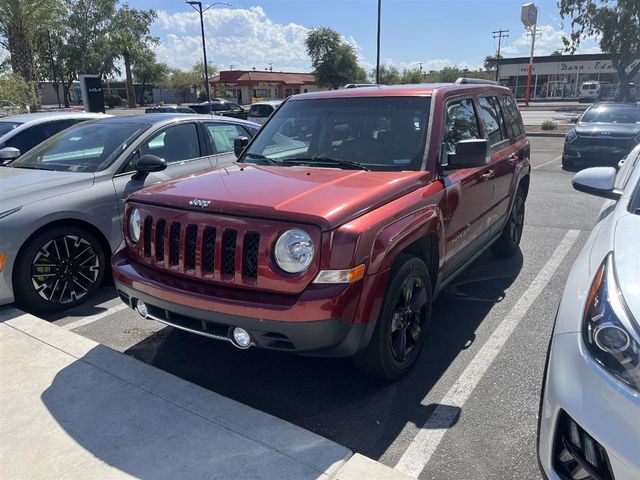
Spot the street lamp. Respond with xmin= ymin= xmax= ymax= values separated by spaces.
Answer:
xmin=186 ymin=1 xmax=231 ymax=102
xmin=376 ymin=0 xmax=381 ymax=84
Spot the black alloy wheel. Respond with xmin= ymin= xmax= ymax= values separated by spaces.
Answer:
xmin=390 ymin=276 xmax=428 ymax=362
xmin=14 ymin=226 xmax=105 ymax=314
xmin=354 ymin=254 xmax=432 ymax=380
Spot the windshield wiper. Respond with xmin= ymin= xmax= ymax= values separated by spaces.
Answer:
xmin=240 ymin=153 xmax=278 ymax=166
xmin=9 ymin=164 xmax=53 ymax=170
xmin=283 ymin=156 xmax=370 ymax=171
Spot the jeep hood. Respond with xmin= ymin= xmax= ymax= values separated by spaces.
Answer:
xmin=130 ymin=164 xmax=432 ymax=230
xmin=0 ymin=167 xmax=94 ymax=211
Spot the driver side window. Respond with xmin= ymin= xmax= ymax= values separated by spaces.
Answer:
xmin=123 ymin=123 xmax=201 ymax=173
xmin=444 ymin=98 xmax=480 ymax=154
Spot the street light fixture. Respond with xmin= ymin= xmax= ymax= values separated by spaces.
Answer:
xmin=186 ymin=1 xmax=231 ymax=102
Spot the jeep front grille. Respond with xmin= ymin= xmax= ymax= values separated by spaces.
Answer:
xmin=140 ymin=216 xmax=259 ymax=283
xmin=127 ymin=203 xmax=321 ymax=294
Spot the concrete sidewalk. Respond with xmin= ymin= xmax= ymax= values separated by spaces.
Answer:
xmin=0 ymin=307 xmax=411 ymax=480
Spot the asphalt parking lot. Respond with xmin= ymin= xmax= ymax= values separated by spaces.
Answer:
xmin=35 ymin=136 xmax=604 ymax=479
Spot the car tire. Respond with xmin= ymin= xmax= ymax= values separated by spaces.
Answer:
xmin=13 ymin=226 xmax=106 ymax=314
xmin=491 ymin=186 xmax=526 ymax=257
xmin=354 ymin=254 xmax=432 ymax=381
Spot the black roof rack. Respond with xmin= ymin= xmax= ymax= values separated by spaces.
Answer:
xmin=455 ymin=78 xmax=499 ymax=85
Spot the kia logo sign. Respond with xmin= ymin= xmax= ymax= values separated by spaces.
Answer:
xmin=88 ymin=87 xmax=102 ymax=93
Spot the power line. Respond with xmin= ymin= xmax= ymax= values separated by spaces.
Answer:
xmin=492 ymin=29 xmax=509 ymax=81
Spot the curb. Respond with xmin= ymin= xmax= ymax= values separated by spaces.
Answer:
xmin=0 ymin=307 xmax=411 ymax=480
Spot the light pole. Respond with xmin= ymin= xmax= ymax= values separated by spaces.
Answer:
xmin=376 ymin=0 xmax=381 ymax=84
xmin=186 ymin=1 xmax=231 ymax=102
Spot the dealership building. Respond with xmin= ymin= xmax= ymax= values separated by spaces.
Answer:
xmin=210 ymin=70 xmax=320 ymax=103
xmin=497 ymin=53 xmax=640 ymax=100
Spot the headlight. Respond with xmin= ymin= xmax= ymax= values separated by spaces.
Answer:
xmin=566 ymin=129 xmax=578 ymax=144
xmin=274 ymin=229 xmax=314 ymax=273
xmin=582 ymin=253 xmax=640 ymax=392
xmin=129 ymin=208 xmax=142 ymax=243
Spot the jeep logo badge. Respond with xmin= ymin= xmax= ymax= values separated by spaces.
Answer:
xmin=189 ymin=199 xmax=210 ymax=208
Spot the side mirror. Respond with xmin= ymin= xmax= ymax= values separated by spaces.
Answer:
xmin=572 ymin=167 xmax=621 ymax=200
xmin=234 ymin=136 xmax=249 ymax=158
xmin=133 ymin=154 xmax=167 ymax=180
xmin=0 ymin=146 xmax=21 ymax=162
xmin=445 ymin=139 xmax=490 ymax=169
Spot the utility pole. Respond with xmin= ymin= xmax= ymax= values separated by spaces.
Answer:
xmin=186 ymin=1 xmax=231 ymax=102
xmin=376 ymin=0 xmax=381 ymax=84
xmin=492 ymin=29 xmax=509 ymax=81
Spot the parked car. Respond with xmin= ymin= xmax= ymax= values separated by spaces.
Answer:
xmin=188 ymin=99 xmax=248 ymax=119
xmin=247 ymin=100 xmax=282 ymax=125
xmin=538 ymin=143 xmax=640 ymax=480
xmin=0 ymin=112 xmax=107 ymax=164
xmin=145 ymin=105 xmax=196 ymax=114
xmin=0 ymin=114 xmax=259 ymax=313
xmin=562 ymin=102 xmax=640 ymax=170
xmin=113 ymin=81 xmax=531 ymax=380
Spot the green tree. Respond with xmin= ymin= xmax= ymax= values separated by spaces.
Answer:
xmin=438 ymin=66 xmax=464 ymax=83
xmin=372 ymin=63 xmax=401 ymax=84
xmin=190 ymin=61 xmax=217 ymax=96
xmin=111 ymin=4 xmax=158 ymax=107
xmin=306 ymin=27 xmax=366 ymax=89
xmin=132 ymin=50 xmax=168 ymax=105
xmin=400 ymin=68 xmax=425 ymax=84
xmin=483 ymin=54 xmax=502 ymax=71
xmin=559 ymin=0 xmax=640 ymax=101
xmin=43 ymin=0 xmax=118 ymax=107
xmin=166 ymin=68 xmax=199 ymax=104
xmin=0 ymin=0 xmax=63 ymax=108
xmin=0 ymin=73 xmax=40 ymax=110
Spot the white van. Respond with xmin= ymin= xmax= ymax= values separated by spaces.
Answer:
xmin=578 ymin=81 xmax=608 ymax=102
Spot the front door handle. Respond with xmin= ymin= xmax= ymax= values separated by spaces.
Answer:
xmin=508 ymin=154 xmax=518 ymax=165
xmin=481 ymin=170 xmax=495 ymax=181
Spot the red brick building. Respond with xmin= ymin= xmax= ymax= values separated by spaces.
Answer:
xmin=210 ymin=70 xmax=320 ymax=103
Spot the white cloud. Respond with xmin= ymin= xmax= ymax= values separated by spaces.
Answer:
xmin=380 ymin=58 xmax=483 ymax=73
xmin=502 ymin=24 xmax=601 ymax=56
xmin=153 ymin=6 xmax=311 ymax=72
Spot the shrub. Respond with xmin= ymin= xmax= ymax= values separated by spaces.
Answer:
xmin=0 ymin=74 xmax=39 ymax=111
xmin=197 ymin=90 xmax=208 ymax=102
xmin=541 ymin=120 xmax=558 ymax=131
xmin=104 ymin=93 xmax=122 ymax=108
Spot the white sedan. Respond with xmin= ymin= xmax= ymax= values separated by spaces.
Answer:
xmin=538 ymin=144 xmax=640 ymax=479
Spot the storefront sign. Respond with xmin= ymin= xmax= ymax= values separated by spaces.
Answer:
xmin=224 ymin=82 xmax=238 ymax=86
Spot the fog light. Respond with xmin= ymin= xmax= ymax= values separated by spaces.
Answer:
xmin=232 ymin=327 xmax=251 ymax=348
xmin=136 ymin=300 xmax=148 ymax=318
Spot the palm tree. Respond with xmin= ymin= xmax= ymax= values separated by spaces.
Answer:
xmin=0 ymin=0 xmax=62 ymax=84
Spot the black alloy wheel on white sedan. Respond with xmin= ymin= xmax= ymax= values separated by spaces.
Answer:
xmin=13 ymin=226 xmax=105 ymax=314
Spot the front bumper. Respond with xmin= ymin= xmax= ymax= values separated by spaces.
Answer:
xmin=112 ymin=250 xmax=382 ymax=357
xmin=563 ymin=143 xmax=634 ymax=167
xmin=538 ymin=332 xmax=640 ymax=480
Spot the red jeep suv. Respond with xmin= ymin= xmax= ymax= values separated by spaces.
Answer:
xmin=113 ymin=80 xmax=530 ymax=380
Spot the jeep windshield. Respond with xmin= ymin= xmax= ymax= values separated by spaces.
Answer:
xmin=241 ymin=96 xmax=431 ymax=171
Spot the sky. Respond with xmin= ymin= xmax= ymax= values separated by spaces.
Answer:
xmin=1 ymin=0 xmax=602 ymax=75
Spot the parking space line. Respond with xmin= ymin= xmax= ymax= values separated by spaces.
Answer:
xmin=394 ymin=229 xmax=580 ymax=478
xmin=60 ymin=304 xmax=129 ymax=331
xmin=532 ymin=155 xmax=561 ymax=170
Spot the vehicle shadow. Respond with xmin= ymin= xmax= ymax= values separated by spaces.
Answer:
xmin=38 ymin=345 xmax=344 ymax=479
xmin=124 ymin=249 xmax=523 ymax=459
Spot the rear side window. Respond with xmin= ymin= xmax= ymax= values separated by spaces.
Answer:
xmin=5 ymin=120 xmax=74 ymax=154
xmin=478 ymin=96 xmax=507 ymax=145
xmin=443 ymin=98 xmax=480 ymax=154
xmin=205 ymin=123 xmax=249 ymax=153
xmin=501 ymin=95 xmax=525 ymax=138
